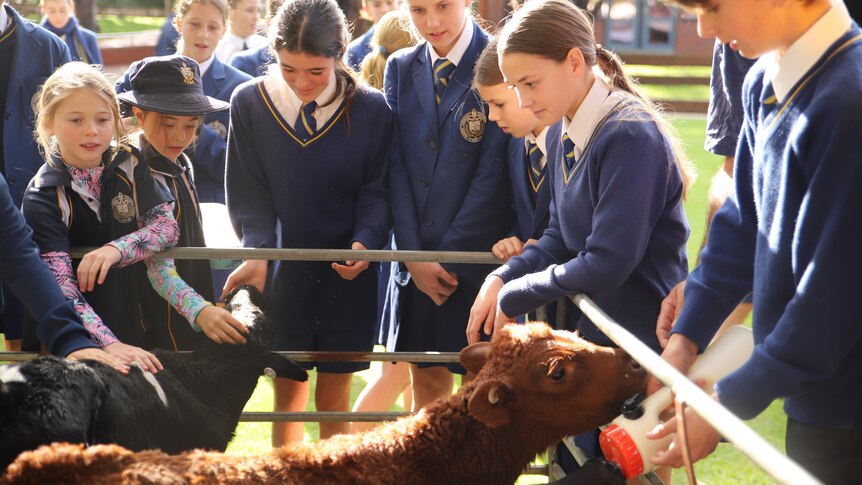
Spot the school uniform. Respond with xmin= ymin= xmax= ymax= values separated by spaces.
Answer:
xmin=40 ymin=16 xmax=102 ymax=66
xmin=138 ymin=141 xmax=212 ymax=350
xmin=116 ymin=55 xmax=251 ymax=204
xmin=383 ymin=18 xmax=511 ymax=367
xmin=494 ymin=77 xmax=689 ymax=354
xmin=155 ymin=12 xmax=179 ymax=56
xmin=345 ymin=25 xmax=374 ymax=72
xmin=671 ymin=7 xmax=862 ymax=477
xmin=229 ymin=45 xmax=273 ymax=77
xmin=705 ymin=40 xmax=756 ymax=157
xmin=22 ymin=146 xmax=174 ymax=347
xmin=0 ymin=4 xmax=70 ymax=340
xmin=226 ymin=73 xmax=391 ymax=372
xmin=0 ymin=173 xmax=95 ymax=357
xmin=506 ymin=127 xmax=552 ymax=242
xmin=214 ymin=32 xmax=267 ymax=64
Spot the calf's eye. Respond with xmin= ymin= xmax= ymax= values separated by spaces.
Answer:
xmin=550 ymin=367 xmax=566 ymax=381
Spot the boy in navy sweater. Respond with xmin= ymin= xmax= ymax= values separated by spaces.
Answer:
xmin=647 ymin=1 xmax=862 ymax=482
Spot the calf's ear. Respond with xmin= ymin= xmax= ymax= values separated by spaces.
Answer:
xmin=264 ymin=353 xmax=308 ymax=382
xmin=468 ymin=379 xmax=515 ymax=428
xmin=459 ymin=342 xmax=491 ymax=375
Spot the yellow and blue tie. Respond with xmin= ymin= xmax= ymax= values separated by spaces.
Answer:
xmin=527 ymin=141 xmax=544 ymax=192
xmin=434 ymin=58 xmax=455 ymax=104
xmin=295 ymin=101 xmax=317 ymax=141
xmin=562 ymin=132 xmax=577 ymax=172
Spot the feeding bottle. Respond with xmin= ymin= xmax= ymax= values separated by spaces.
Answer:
xmin=599 ymin=325 xmax=754 ymax=479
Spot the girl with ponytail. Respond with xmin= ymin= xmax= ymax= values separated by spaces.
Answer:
xmin=224 ymin=0 xmax=392 ymax=445
xmin=467 ymin=2 xmax=692 ymax=473
xmin=358 ymin=10 xmax=415 ymax=89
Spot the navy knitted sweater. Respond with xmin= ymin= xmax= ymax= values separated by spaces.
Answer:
xmin=674 ymin=26 xmax=862 ymax=427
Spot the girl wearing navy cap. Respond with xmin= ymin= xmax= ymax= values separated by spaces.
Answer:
xmin=224 ymin=0 xmax=391 ymax=443
xmin=23 ymin=62 xmax=172 ymax=372
xmin=383 ymin=0 xmax=511 ymax=410
xmin=118 ymin=55 xmax=249 ymax=350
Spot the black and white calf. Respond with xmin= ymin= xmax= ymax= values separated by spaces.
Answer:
xmin=0 ymin=285 xmax=306 ymax=468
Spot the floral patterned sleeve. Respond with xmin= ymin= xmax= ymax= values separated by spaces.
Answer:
xmin=41 ymin=252 xmax=119 ymax=347
xmin=107 ymin=202 xmax=179 ymax=268
xmin=144 ymin=258 xmax=211 ymax=331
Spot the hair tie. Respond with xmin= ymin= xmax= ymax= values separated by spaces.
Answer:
xmin=596 ymin=43 xmax=603 ymax=53
xmin=378 ymin=45 xmax=388 ymax=56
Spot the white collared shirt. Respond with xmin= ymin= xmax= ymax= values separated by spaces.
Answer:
xmin=428 ymin=16 xmax=474 ymax=67
xmin=524 ymin=126 xmax=549 ymax=169
xmin=198 ymin=54 xmax=215 ymax=77
xmin=215 ymin=32 xmax=268 ymax=64
xmin=0 ymin=6 xmax=9 ymax=35
xmin=765 ymin=1 xmax=852 ymax=103
xmin=561 ymin=74 xmax=621 ymax=160
xmin=263 ymin=69 xmax=342 ymax=129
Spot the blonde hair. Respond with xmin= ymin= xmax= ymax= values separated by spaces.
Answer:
xmin=498 ymin=0 xmax=695 ymax=194
xmin=34 ymin=62 xmax=126 ymax=168
xmin=359 ymin=10 xmax=415 ymax=89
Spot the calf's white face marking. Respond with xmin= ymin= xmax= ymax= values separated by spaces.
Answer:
xmin=0 ymin=365 xmax=26 ymax=385
xmin=228 ymin=290 xmax=259 ymax=329
xmin=131 ymin=362 xmax=168 ymax=407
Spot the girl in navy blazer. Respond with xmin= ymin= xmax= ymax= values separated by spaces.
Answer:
xmin=117 ymin=0 xmax=252 ymax=205
xmin=224 ymin=0 xmax=391 ymax=444
xmin=39 ymin=0 xmax=101 ymax=66
xmin=384 ymin=0 xmax=511 ymax=411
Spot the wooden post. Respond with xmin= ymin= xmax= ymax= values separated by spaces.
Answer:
xmin=76 ymin=0 xmax=99 ymax=32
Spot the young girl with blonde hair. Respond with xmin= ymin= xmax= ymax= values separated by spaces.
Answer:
xmin=24 ymin=62 xmax=175 ymax=372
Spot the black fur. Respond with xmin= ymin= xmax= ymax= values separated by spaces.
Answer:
xmin=0 ymin=285 xmax=306 ymax=468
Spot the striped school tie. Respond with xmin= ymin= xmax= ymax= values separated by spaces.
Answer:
xmin=295 ymin=101 xmax=317 ymax=141
xmin=433 ymin=58 xmax=455 ymax=104
xmin=527 ymin=141 xmax=544 ymax=192
xmin=562 ymin=132 xmax=577 ymax=172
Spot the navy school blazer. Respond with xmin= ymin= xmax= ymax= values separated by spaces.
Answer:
xmin=1 ymin=5 xmax=71 ymax=206
xmin=384 ymin=21 xmax=512 ymax=282
xmin=505 ymin=126 xmax=555 ymax=242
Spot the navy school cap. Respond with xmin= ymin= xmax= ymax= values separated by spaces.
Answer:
xmin=117 ymin=55 xmax=230 ymax=117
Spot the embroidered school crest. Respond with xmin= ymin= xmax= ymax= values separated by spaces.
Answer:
xmin=208 ymin=120 xmax=228 ymax=140
xmin=180 ymin=63 xmax=196 ymax=85
xmin=459 ymin=108 xmax=486 ymax=143
xmin=111 ymin=193 xmax=136 ymax=224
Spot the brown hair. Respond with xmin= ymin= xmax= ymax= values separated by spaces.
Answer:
xmin=271 ymin=0 xmax=358 ymax=118
xmin=266 ymin=0 xmax=285 ymax=18
xmin=175 ymin=0 xmax=230 ymax=23
xmin=359 ymin=10 xmax=416 ymax=89
xmin=34 ymin=62 xmax=126 ymax=168
xmin=497 ymin=0 xmax=695 ymax=194
xmin=473 ymin=37 xmax=504 ymax=87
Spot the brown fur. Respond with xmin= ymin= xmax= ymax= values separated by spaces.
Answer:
xmin=2 ymin=323 xmax=646 ymax=485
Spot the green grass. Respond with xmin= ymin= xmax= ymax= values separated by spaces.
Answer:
xmin=641 ymin=84 xmax=711 ymax=102
xmin=625 ymin=64 xmax=712 ymax=78
xmin=96 ymin=15 xmax=166 ymax=34
xmin=24 ymin=14 xmax=165 ymax=34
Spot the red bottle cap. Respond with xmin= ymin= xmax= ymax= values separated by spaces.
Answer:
xmin=599 ymin=424 xmax=644 ymax=479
